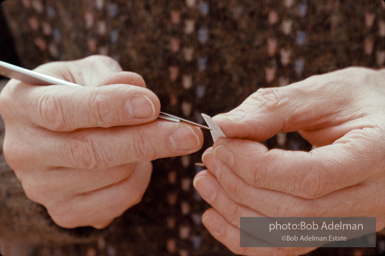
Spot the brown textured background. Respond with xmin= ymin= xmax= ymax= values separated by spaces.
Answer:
xmin=1 ymin=1 xmax=385 ymax=255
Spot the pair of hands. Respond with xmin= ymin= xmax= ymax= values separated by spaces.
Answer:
xmin=1 ymin=56 xmax=385 ymax=255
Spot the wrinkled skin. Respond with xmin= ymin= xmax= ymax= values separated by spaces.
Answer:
xmin=194 ymin=67 xmax=385 ymax=255
xmin=0 ymin=56 xmax=203 ymax=229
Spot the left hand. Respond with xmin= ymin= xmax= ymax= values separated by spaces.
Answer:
xmin=0 ymin=56 xmax=203 ymax=229
xmin=194 ymin=67 xmax=385 ymax=255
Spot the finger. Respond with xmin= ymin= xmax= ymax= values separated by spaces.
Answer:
xmin=202 ymin=149 xmax=385 ymax=218
xmin=11 ymin=82 xmax=160 ymax=131
xmin=208 ymin=129 xmax=382 ymax=199
xmin=17 ymin=164 xmax=136 ymax=204
xmin=202 ymin=209 xmax=294 ymax=256
xmin=25 ymin=121 xmax=203 ymax=169
xmin=194 ymin=172 xmax=292 ymax=250
xmin=93 ymin=219 xmax=115 ymax=230
xmin=3 ymin=55 xmax=157 ymax=131
xmin=55 ymin=164 xmax=135 ymax=194
xmin=213 ymin=69 xmax=375 ymax=143
xmin=34 ymin=55 xmax=123 ymax=87
xmin=33 ymin=56 xmax=146 ymax=88
xmin=193 ymin=170 xmax=263 ymax=227
xmin=47 ymin=161 xmax=152 ymax=229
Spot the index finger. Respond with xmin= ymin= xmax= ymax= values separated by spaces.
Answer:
xmin=4 ymin=81 xmax=160 ymax=131
xmin=206 ymin=127 xmax=383 ymax=199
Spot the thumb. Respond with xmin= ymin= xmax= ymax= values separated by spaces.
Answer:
xmin=213 ymin=79 xmax=352 ymax=141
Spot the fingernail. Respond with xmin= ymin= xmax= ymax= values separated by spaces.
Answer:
xmin=201 ymin=148 xmax=213 ymax=162
xmin=201 ymin=150 xmax=220 ymax=177
xmin=214 ymin=109 xmax=247 ymax=121
xmin=193 ymin=176 xmax=216 ymax=202
xmin=213 ymin=145 xmax=234 ymax=168
xmin=169 ymin=125 xmax=200 ymax=151
xmin=203 ymin=214 xmax=224 ymax=237
xmin=126 ymin=95 xmax=156 ymax=119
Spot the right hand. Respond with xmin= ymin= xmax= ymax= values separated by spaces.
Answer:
xmin=194 ymin=67 xmax=385 ymax=255
xmin=0 ymin=56 xmax=203 ymax=229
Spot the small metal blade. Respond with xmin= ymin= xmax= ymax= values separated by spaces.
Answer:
xmin=159 ymin=112 xmax=210 ymax=130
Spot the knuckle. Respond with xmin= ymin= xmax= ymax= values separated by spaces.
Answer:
xmin=52 ymin=217 xmax=76 ymax=229
xmin=2 ymin=138 xmax=21 ymax=168
xmin=284 ymin=200 xmax=318 ymax=217
xmin=3 ymin=136 xmax=34 ymax=171
xmin=48 ymin=205 xmax=80 ymax=229
xmin=0 ymin=90 xmax=13 ymax=117
xmin=131 ymin=131 xmax=158 ymax=161
xmin=37 ymin=93 xmax=68 ymax=131
xmin=252 ymin=166 xmax=267 ymax=188
xmin=223 ymin=177 xmax=244 ymax=202
xmin=92 ymin=220 xmax=113 ymax=230
xmin=93 ymin=91 xmax=115 ymax=127
xmin=250 ymin=88 xmax=287 ymax=110
xmin=131 ymin=191 xmax=144 ymax=206
xmin=86 ymin=55 xmax=116 ymax=65
xmin=298 ymin=165 xmax=324 ymax=199
xmin=85 ymin=55 xmax=121 ymax=71
xmin=120 ymin=179 xmax=146 ymax=207
xmin=66 ymin=133 xmax=101 ymax=169
xmin=227 ymin=203 xmax=242 ymax=226
xmin=0 ymin=81 xmax=22 ymax=119
xmin=21 ymin=177 xmax=45 ymax=204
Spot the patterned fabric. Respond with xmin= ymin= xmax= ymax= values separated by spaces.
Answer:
xmin=1 ymin=0 xmax=385 ymax=255
xmin=0 ymin=7 xmax=18 ymax=64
